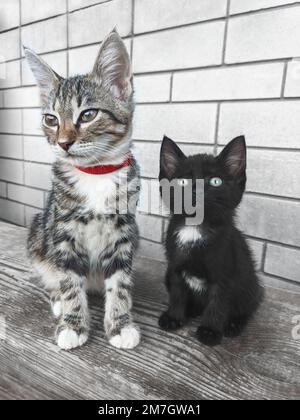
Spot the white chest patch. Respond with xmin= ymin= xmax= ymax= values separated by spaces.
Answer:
xmin=65 ymin=166 xmax=131 ymax=270
xmin=71 ymin=168 xmax=126 ymax=214
xmin=177 ymin=226 xmax=202 ymax=246
xmin=183 ymin=272 xmax=207 ymax=294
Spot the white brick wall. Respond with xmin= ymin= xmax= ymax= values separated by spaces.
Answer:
xmin=133 ymin=22 xmax=225 ymax=72
xmin=0 ymin=0 xmax=299 ymax=288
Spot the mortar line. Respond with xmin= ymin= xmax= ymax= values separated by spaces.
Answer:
xmin=222 ymin=0 xmax=231 ymax=64
xmin=281 ymin=60 xmax=289 ymax=98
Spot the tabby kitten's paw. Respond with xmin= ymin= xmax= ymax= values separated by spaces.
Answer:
xmin=159 ymin=312 xmax=184 ymax=331
xmin=56 ymin=328 xmax=88 ymax=351
xmin=109 ymin=325 xmax=140 ymax=349
xmin=196 ymin=326 xmax=223 ymax=347
xmin=51 ymin=301 xmax=62 ymax=318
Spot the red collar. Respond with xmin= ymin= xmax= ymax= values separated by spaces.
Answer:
xmin=76 ymin=154 xmax=133 ymax=175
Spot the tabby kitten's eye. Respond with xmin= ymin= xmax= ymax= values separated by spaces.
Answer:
xmin=43 ymin=114 xmax=58 ymax=128
xmin=79 ymin=109 xmax=98 ymax=123
xmin=177 ymin=179 xmax=189 ymax=187
xmin=209 ymin=177 xmax=223 ymax=187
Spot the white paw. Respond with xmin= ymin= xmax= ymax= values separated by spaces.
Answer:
xmin=109 ymin=326 xmax=140 ymax=349
xmin=52 ymin=301 xmax=62 ymax=318
xmin=57 ymin=328 xmax=88 ymax=350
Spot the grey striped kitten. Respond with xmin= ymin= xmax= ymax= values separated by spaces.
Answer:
xmin=25 ymin=30 xmax=141 ymax=350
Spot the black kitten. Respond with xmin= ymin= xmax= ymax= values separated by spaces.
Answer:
xmin=158 ymin=135 xmax=264 ymax=347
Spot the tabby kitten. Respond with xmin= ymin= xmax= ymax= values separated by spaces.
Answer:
xmin=25 ymin=30 xmax=141 ymax=350
xmin=159 ymin=136 xmax=263 ymax=346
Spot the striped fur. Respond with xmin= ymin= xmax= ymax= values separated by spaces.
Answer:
xmin=25 ymin=30 xmax=141 ymax=350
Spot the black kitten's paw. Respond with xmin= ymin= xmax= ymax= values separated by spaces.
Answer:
xmin=196 ymin=326 xmax=223 ymax=347
xmin=224 ymin=316 xmax=248 ymax=338
xmin=159 ymin=312 xmax=184 ymax=331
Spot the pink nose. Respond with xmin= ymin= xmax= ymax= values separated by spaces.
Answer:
xmin=58 ymin=140 xmax=75 ymax=151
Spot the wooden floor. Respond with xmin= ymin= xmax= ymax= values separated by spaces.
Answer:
xmin=0 ymin=221 xmax=299 ymax=400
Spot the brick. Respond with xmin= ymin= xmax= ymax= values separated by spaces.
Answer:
xmin=69 ymin=0 xmax=132 ymax=47
xmin=230 ymin=0 xmax=297 ymax=14
xmin=25 ymin=205 xmax=41 ymax=227
xmin=24 ymin=162 xmax=52 ymax=190
xmin=134 ymin=142 xmax=161 ymax=179
xmin=284 ymin=60 xmax=300 ymax=97
xmin=183 ymin=144 xmax=214 ymax=156
xmin=259 ymin=273 xmax=300 ymax=293
xmin=68 ymin=39 xmax=131 ymax=76
xmin=21 ymin=0 xmax=67 ymax=24
xmin=264 ymin=244 xmax=300 ymax=283
xmin=226 ymin=7 xmax=300 ymax=63
xmin=134 ymin=0 xmax=227 ymax=33
xmin=238 ymin=195 xmax=300 ymax=247
xmin=246 ymin=150 xmax=300 ymax=199
xmin=0 ymin=29 xmax=20 ymax=61
xmin=136 ymin=213 xmax=163 ymax=242
xmin=0 ymin=0 xmax=20 ymax=31
xmin=173 ymin=63 xmax=284 ymax=101
xmin=246 ymin=238 xmax=264 ymax=268
xmin=0 ymin=182 xmax=7 ymax=198
xmin=0 ymin=135 xmax=23 ymax=159
xmin=4 ymin=86 xmax=40 ymax=108
xmin=21 ymin=16 xmax=67 ymax=55
xmin=69 ymin=0 xmax=108 ymax=12
xmin=0 ymin=60 xmax=21 ymax=88
xmin=0 ymin=198 xmax=24 ymax=225
xmin=137 ymin=238 xmax=166 ymax=262
xmin=0 ymin=158 xmax=23 ymax=184
xmin=23 ymin=109 xmax=43 ymax=135
xmin=22 ymin=51 xmax=67 ymax=85
xmin=24 ymin=136 xmax=54 ymax=164
xmin=219 ymin=101 xmax=300 ymax=149
xmin=8 ymin=184 xmax=44 ymax=208
xmin=0 ymin=110 xmax=22 ymax=134
xmin=133 ymin=104 xmax=217 ymax=142
xmin=139 ymin=179 xmax=169 ymax=217
xmin=133 ymin=21 xmax=225 ymax=73
xmin=134 ymin=74 xmax=171 ymax=103
xmin=134 ymin=142 xmax=213 ymax=179
xmin=219 ymin=146 xmax=300 ymax=199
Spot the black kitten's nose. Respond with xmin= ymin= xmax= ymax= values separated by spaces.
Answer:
xmin=58 ymin=140 xmax=75 ymax=151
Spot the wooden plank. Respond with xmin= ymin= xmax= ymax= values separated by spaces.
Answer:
xmin=0 ymin=221 xmax=299 ymax=400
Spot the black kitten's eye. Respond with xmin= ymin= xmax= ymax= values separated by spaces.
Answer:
xmin=79 ymin=109 xmax=98 ymax=123
xmin=209 ymin=177 xmax=223 ymax=187
xmin=43 ymin=114 xmax=58 ymax=127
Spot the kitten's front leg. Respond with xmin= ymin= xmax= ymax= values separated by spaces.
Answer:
xmin=54 ymin=271 xmax=90 ymax=351
xmin=159 ymin=268 xmax=188 ymax=331
xmin=103 ymin=253 xmax=140 ymax=349
xmin=196 ymin=284 xmax=229 ymax=347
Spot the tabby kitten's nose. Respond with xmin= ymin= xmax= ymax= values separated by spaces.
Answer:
xmin=58 ymin=140 xmax=75 ymax=151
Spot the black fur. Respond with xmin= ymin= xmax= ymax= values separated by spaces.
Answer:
xmin=159 ymin=135 xmax=264 ymax=347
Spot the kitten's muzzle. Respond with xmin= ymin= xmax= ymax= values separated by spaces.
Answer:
xmin=58 ymin=139 xmax=75 ymax=152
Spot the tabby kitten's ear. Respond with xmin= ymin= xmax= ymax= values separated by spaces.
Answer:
xmin=92 ymin=29 xmax=132 ymax=102
xmin=24 ymin=47 xmax=63 ymax=104
xmin=160 ymin=136 xmax=187 ymax=180
xmin=218 ymin=136 xmax=247 ymax=178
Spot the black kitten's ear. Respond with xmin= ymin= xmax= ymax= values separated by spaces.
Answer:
xmin=218 ymin=136 xmax=246 ymax=177
xmin=160 ymin=136 xmax=186 ymax=180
